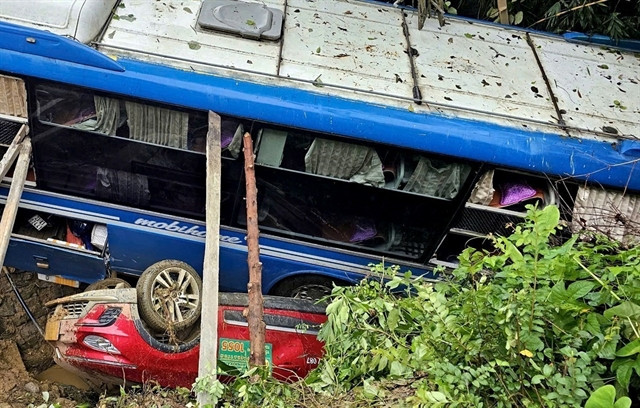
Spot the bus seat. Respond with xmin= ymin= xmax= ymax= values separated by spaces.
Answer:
xmin=468 ymin=169 xmax=495 ymax=205
xmin=256 ymin=128 xmax=287 ymax=166
xmin=95 ymin=167 xmax=150 ymax=207
xmin=403 ymin=156 xmax=470 ymax=199
xmin=125 ymin=101 xmax=188 ymax=149
xmin=304 ymin=137 xmax=385 ymax=187
xmin=383 ymin=154 xmax=405 ymax=189
xmin=222 ymin=121 xmax=244 ymax=158
xmin=71 ymin=95 xmax=121 ymax=135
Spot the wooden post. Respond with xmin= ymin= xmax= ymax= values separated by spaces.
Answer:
xmin=197 ymin=112 xmax=222 ymax=406
xmin=0 ymin=124 xmax=27 ymax=180
xmin=497 ymin=0 xmax=509 ymax=24
xmin=243 ymin=132 xmax=266 ymax=367
xmin=0 ymin=138 xmax=31 ymax=267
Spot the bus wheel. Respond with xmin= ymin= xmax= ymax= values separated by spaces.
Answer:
xmin=271 ymin=276 xmax=336 ymax=301
xmin=136 ymin=260 xmax=202 ymax=332
xmin=85 ymin=277 xmax=131 ymax=292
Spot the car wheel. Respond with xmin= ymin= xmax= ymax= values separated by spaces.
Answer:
xmin=136 ymin=260 xmax=202 ymax=332
xmin=85 ymin=277 xmax=131 ymax=291
xmin=271 ymin=276 xmax=336 ymax=301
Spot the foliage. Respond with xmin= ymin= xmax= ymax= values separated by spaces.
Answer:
xmin=585 ymin=385 xmax=632 ymax=408
xmin=194 ymin=366 xmax=311 ymax=408
xmin=308 ymin=205 xmax=640 ymax=406
xmin=195 ymin=205 xmax=640 ymax=407
xmin=98 ymin=383 xmax=193 ymax=408
xmin=397 ymin=0 xmax=639 ymax=40
xmin=452 ymin=0 xmax=640 ymax=40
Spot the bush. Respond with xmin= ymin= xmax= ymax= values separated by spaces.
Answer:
xmin=197 ymin=205 xmax=640 ymax=407
xmin=309 ymin=205 xmax=639 ymax=406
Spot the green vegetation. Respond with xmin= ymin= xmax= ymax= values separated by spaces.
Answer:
xmin=197 ymin=205 xmax=640 ymax=407
xmin=413 ymin=0 xmax=640 ymax=40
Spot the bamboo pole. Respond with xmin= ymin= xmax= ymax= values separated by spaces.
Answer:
xmin=0 ymin=138 xmax=31 ymax=268
xmin=497 ymin=0 xmax=509 ymax=24
xmin=242 ymin=132 xmax=266 ymax=367
xmin=0 ymin=124 xmax=27 ymax=181
xmin=197 ymin=111 xmax=222 ymax=406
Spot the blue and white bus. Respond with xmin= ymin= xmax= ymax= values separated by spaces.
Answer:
xmin=0 ymin=0 xmax=637 ymax=308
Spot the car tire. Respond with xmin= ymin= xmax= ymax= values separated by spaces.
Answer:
xmin=85 ymin=277 xmax=131 ymax=292
xmin=136 ymin=260 xmax=202 ymax=332
xmin=270 ymin=275 xmax=337 ymax=301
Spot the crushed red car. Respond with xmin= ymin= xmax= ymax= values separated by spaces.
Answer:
xmin=45 ymin=289 xmax=326 ymax=388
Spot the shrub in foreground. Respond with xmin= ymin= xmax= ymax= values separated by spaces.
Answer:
xmin=198 ymin=205 xmax=639 ymax=407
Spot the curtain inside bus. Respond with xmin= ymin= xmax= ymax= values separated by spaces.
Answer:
xmin=0 ymin=75 xmax=27 ymax=118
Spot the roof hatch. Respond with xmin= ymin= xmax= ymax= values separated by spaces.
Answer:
xmin=197 ymin=0 xmax=283 ymax=40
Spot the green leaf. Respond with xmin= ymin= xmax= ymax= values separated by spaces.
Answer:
xmin=119 ymin=14 xmax=136 ymax=22
xmin=425 ymin=391 xmax=448 ymax=402
xmin=567 ymin=281 xmax=596 ymax=300
xmin=614 ymin=397 xmax=632 ymax=408
xmin=188 ymin=41 xmax=201 ymax=50
xmin=312 ymin=74 xmax=323 ymax=87
xmin=389 ymin=361 xmax=406 ymax=377
xmin=387 ymin=308 xmax=399 ymax=331
xmin=183 ymin=7 xmax=192 ymax=13
xmin=584 ymin=313 xmax=602 ymax=335
xmin=531 ymin=374 xmax=545 ymax=384
xmin=585 ymin=385 xmax=615 ymax=408
xmin=616 ymin=361 xmax=633 ymax=391
xmin=514 ymin=11 xmax=523 ymax=25
xmin=616 ymin=339 xmax=640 ymax=357
xmin=604 ymin=301 xmax=640 ymax=319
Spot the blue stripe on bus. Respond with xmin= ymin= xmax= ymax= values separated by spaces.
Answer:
xmin=0 ymin=47 xmax=637 ymax=191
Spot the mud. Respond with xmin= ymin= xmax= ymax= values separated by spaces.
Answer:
xmin=0 ymin=270 xmax=77 ymax=373
xmin=0 ymin=340 xmax=98 ymax=408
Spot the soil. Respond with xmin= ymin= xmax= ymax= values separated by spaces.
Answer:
xmin=0 ymin=340 xmax=98 ymax=408
xmin=0 ymin=270 xmax=187 ymax=407
xmin=0 ymin=269 xmax=77 ymax=373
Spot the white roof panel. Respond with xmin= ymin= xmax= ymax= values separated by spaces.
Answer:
xmin=22 ymin=0 xmax=633 ymax=142
xmin=279 ymin=0 xmax=413 ymax=97
xmin=0 ymin=0 xmax=117 ymax=43
xmin=101 ymin=0 xmax=284 ymax=75
xmin=410 ymin=16 xmax=557 ymax=125
xmin=530 ymin=34 xmax=640 ymax=138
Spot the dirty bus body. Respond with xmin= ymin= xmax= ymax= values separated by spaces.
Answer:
xmin=0 ymin=0 xmax=638 ymax=296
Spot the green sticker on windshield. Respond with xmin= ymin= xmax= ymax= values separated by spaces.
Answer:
xmin=218 ymin=338 xmax=272 ymax=373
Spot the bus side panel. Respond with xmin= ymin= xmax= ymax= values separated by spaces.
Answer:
xmin=106 ymin=224 xmax=207 ymax=278
xmin=5 ymin=237 xmax=107 ymax=283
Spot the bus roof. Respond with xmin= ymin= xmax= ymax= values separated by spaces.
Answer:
xmin=90 ymin=0 xmax=639 ymax=143
xmin=0 ymin=0 xmax=117 ymax=44
xmin=0 ymin=0 xmax=638 ymax=190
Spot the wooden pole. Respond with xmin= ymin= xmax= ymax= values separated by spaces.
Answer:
xmin=242 ymin=132 xmax=266 ymax=367
xmin=197 ymin=112 xmax=222 ymax=406
xmin=0 ymin=124 xmax=27 ymax=181
xmin=0 ymin=138 xmax=31 ymax=268
xmin=497 ymin=0 xmax=509 ymax=24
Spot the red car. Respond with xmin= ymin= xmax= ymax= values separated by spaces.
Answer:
xmin=45 ymin=289 xmax=326 ymax=388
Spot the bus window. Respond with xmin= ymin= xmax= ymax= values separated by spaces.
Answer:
xmin=250 ymin=127 xmax=475 ymax=260
xmin=34 ymin=84 xmax=247 ymax=156
xmin=31 ymin=83 xmax=245 ymax=223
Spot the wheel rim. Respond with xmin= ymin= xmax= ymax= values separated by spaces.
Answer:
xmin=291 ymin=283 xmax=331 ymax=301
xmin=149 ymin=267 xmax=200 ymax=324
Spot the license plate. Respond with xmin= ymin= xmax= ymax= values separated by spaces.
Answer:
xmin=44 ymin=318 xmax=61 ymax=341
xmin=218 ymin=338 xmax=272 ymax=373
